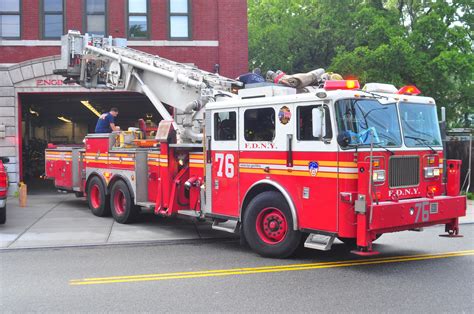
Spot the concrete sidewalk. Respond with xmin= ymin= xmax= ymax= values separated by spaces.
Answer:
xmin=465 ymin=200 xmax=474 ymax=224
xmin=0 ymin=194 xmax=231 ymax=250
xmin=0 ymin=194 xmax=472 ymax=250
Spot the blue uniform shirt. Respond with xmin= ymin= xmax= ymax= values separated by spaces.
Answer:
xmin=95 ymin=113 xmax=115 ymax=133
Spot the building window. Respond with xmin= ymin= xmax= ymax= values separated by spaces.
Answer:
xmin=297 ymin=105 xmax=332 ymax=141
xmin=244 ymin=108 xmax=275 ymax=142
xmin=42 ymin=0 xmax=63 ymax=39
xmin=85 ymin=0 xmax=106 ymax=36
xmin=169 ymin=0 xmax=190 ymax=39
xmin=214 ymin=112 xmax=236 ymax=141
xmin=128 ymin=0 xmax=148 ymax=39
xmin=0 ymin=0 xmax=20 ymax=39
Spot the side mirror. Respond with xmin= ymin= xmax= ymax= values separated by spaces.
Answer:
xmin=312 ymin=107 xmax=326 ymax=139
xmin=337 ymin=131 xmax=352 ymax=148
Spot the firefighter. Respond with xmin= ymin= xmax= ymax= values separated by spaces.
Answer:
xmin=95 ymin=107 xmax=120 ymax=133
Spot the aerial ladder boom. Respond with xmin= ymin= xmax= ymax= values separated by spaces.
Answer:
xmin=55 ymin=30 xmax=242 ymax=142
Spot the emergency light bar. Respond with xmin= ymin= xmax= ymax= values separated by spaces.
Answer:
xmin=397 ymin=85 xmax=421 ymax=95
xmin=324 ymin=80 xmax=360 ymax=90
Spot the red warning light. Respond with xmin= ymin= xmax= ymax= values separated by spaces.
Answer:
xmin=397 ymin=85 xmax=421 ymax=95
xmin=324 ymin=80 xmax=360 ymax=90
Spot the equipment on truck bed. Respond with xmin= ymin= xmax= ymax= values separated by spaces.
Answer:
xmin=46 ymin=31 xmax=466 ymax=258
xmin=56 ymin=30 xmax=242 ymax=144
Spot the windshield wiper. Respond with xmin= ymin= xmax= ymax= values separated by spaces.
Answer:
xmin=404 ymin=136 xmax=437 ymax=153
xmin=358 ymin=90 xmax=389 ymax=100
xmin=372 ymin=143 xmax=394 ymax=155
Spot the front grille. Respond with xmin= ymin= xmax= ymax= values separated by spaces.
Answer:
xmin=389 ymin=156 xmax=420 ymax=188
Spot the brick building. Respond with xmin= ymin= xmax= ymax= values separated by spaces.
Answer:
xmin=0 ymin=0 xmax=248 ymax=77
xmin=0 ymin=0 xmax=248 ymax=194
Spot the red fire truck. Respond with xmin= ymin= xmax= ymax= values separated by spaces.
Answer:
xmin=0 ymin=157 xmax=9 ymax=224
xmin=45 ymin=31 xmax=466 ymax=257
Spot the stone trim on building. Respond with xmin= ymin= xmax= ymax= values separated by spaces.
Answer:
xmin=0 ymin=55 xmax=114 ymax=195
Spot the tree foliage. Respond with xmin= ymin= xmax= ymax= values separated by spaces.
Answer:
xmin=248 ymin=0 xmax=473 ymax=126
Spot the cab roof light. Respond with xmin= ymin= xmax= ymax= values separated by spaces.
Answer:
xmin=397 ymin=85 xmax=421 ymax=95
xmin=324 ymin=80 xmax=360 ymax=90
xmin=363 ymin=83 xmax=398 ymax=94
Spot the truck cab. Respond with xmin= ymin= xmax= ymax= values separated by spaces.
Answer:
xmin=204 ymin=82 xmax=466 ymax=257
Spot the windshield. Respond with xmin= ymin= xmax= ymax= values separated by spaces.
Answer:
xmin=399 ymin=102 xmax=442 ymax=147
xmin=336 ymin=99 xmax=402 ymax=147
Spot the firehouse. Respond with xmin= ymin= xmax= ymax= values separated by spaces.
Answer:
xmin=44 ymin=31 xmax=466 ymax=258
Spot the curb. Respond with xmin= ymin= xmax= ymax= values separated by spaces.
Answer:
xmin=0 ymin=236 xmax=238 ymax=253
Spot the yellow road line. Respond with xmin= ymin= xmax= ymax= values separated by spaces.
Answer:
xmin=69 ymin=250 xmax=474 ymax=286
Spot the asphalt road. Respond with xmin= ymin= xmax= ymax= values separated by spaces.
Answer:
xmin=1 ymin=224 xmax=473 ymax=313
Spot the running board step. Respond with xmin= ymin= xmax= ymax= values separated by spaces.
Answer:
xmin=304 ymin=233 xmax=336 ymax=251
xmin=136 ymin=202 xmax=155 ymax=210
xmin=177 ymin=210 xmax=201 ymax=218
xmin=212 ymin=220 xmax=240 ymax=234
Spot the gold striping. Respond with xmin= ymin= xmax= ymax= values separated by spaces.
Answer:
xmin=239 ymin=168 xmax=358 ymax=179
xmin=239 ymin=158 xmax=357 ymax=168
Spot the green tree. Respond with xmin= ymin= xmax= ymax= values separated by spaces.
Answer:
xmin=248 ymin=0 xmax=473 ymax=126
xmin=248 ymin=0 xmax=358 ymax=72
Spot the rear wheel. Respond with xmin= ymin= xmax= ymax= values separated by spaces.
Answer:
xmin=243 ymin=191 xmax=301 ymax=258
xmin=87 ymin=176 xmax=110 ymax=217
xmin=110 ymin=180 xmax=139 ymax=224
xmin=0 ymin=205 xmax=6 ymax=224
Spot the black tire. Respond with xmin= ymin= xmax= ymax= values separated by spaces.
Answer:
xmin=243 ymin=191 xmax=301 ymax=258
xmin=110 ymin=180 xmax=139 ymax=224
xmin=87 ymin=176 xmax=110 ymax=217
xmin=338 ymin=234 xmax=382 ymax=247
xmin=0 ymin=205 xmax=6 ymax=224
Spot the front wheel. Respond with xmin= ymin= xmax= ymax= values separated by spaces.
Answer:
xmin=110 ymin=180 xmax=139 ymax=224
xmin=243 ymin=191 xmax=301 ymax=258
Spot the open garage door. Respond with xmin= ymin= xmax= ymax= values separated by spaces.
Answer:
xmin=19 ymin=92 xmax=163 ymax=193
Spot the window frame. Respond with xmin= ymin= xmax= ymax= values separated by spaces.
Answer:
xmin=0 ymin=0 xmax=21 ymax=40
xmin=41 ymin=0 xmax=65 ymax=40
xmin=126 ymin=0 xmax=150 ymax=40
xmin=214 ymin=111 xmax=237 ymax=142
xmin=296 ymin=104 xmax=333 ymax=141
xmin=168 ymin=0 xmax=192 ymax=40
xmin=244 ymin=107 xmax=276 ymax=142
xmin=83 ymin=0 xmax=108 ymax=36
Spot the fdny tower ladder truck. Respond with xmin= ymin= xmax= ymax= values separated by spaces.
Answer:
xmin=45 ymin=31 xmax=466 ymax=258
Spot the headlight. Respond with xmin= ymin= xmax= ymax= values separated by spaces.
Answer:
xmin=424 ymin=167 xmax=440 ymax=179
xmin=372 ymin=170 xmax=386 ymax=183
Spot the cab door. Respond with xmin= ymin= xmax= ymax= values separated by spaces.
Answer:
xmin=207 ymin=109 xmax=239 ymax=218
xmin=292 ymin=103 xmax=339 ymax=232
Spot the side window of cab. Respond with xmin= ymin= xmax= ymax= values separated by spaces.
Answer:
xmin=244 ymin=107 xmax=275 ymax=141
xmin=214 ymin=111 xmax=237 ymax=141
xmin=297 ymin=105 xmax=332 ymax=141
